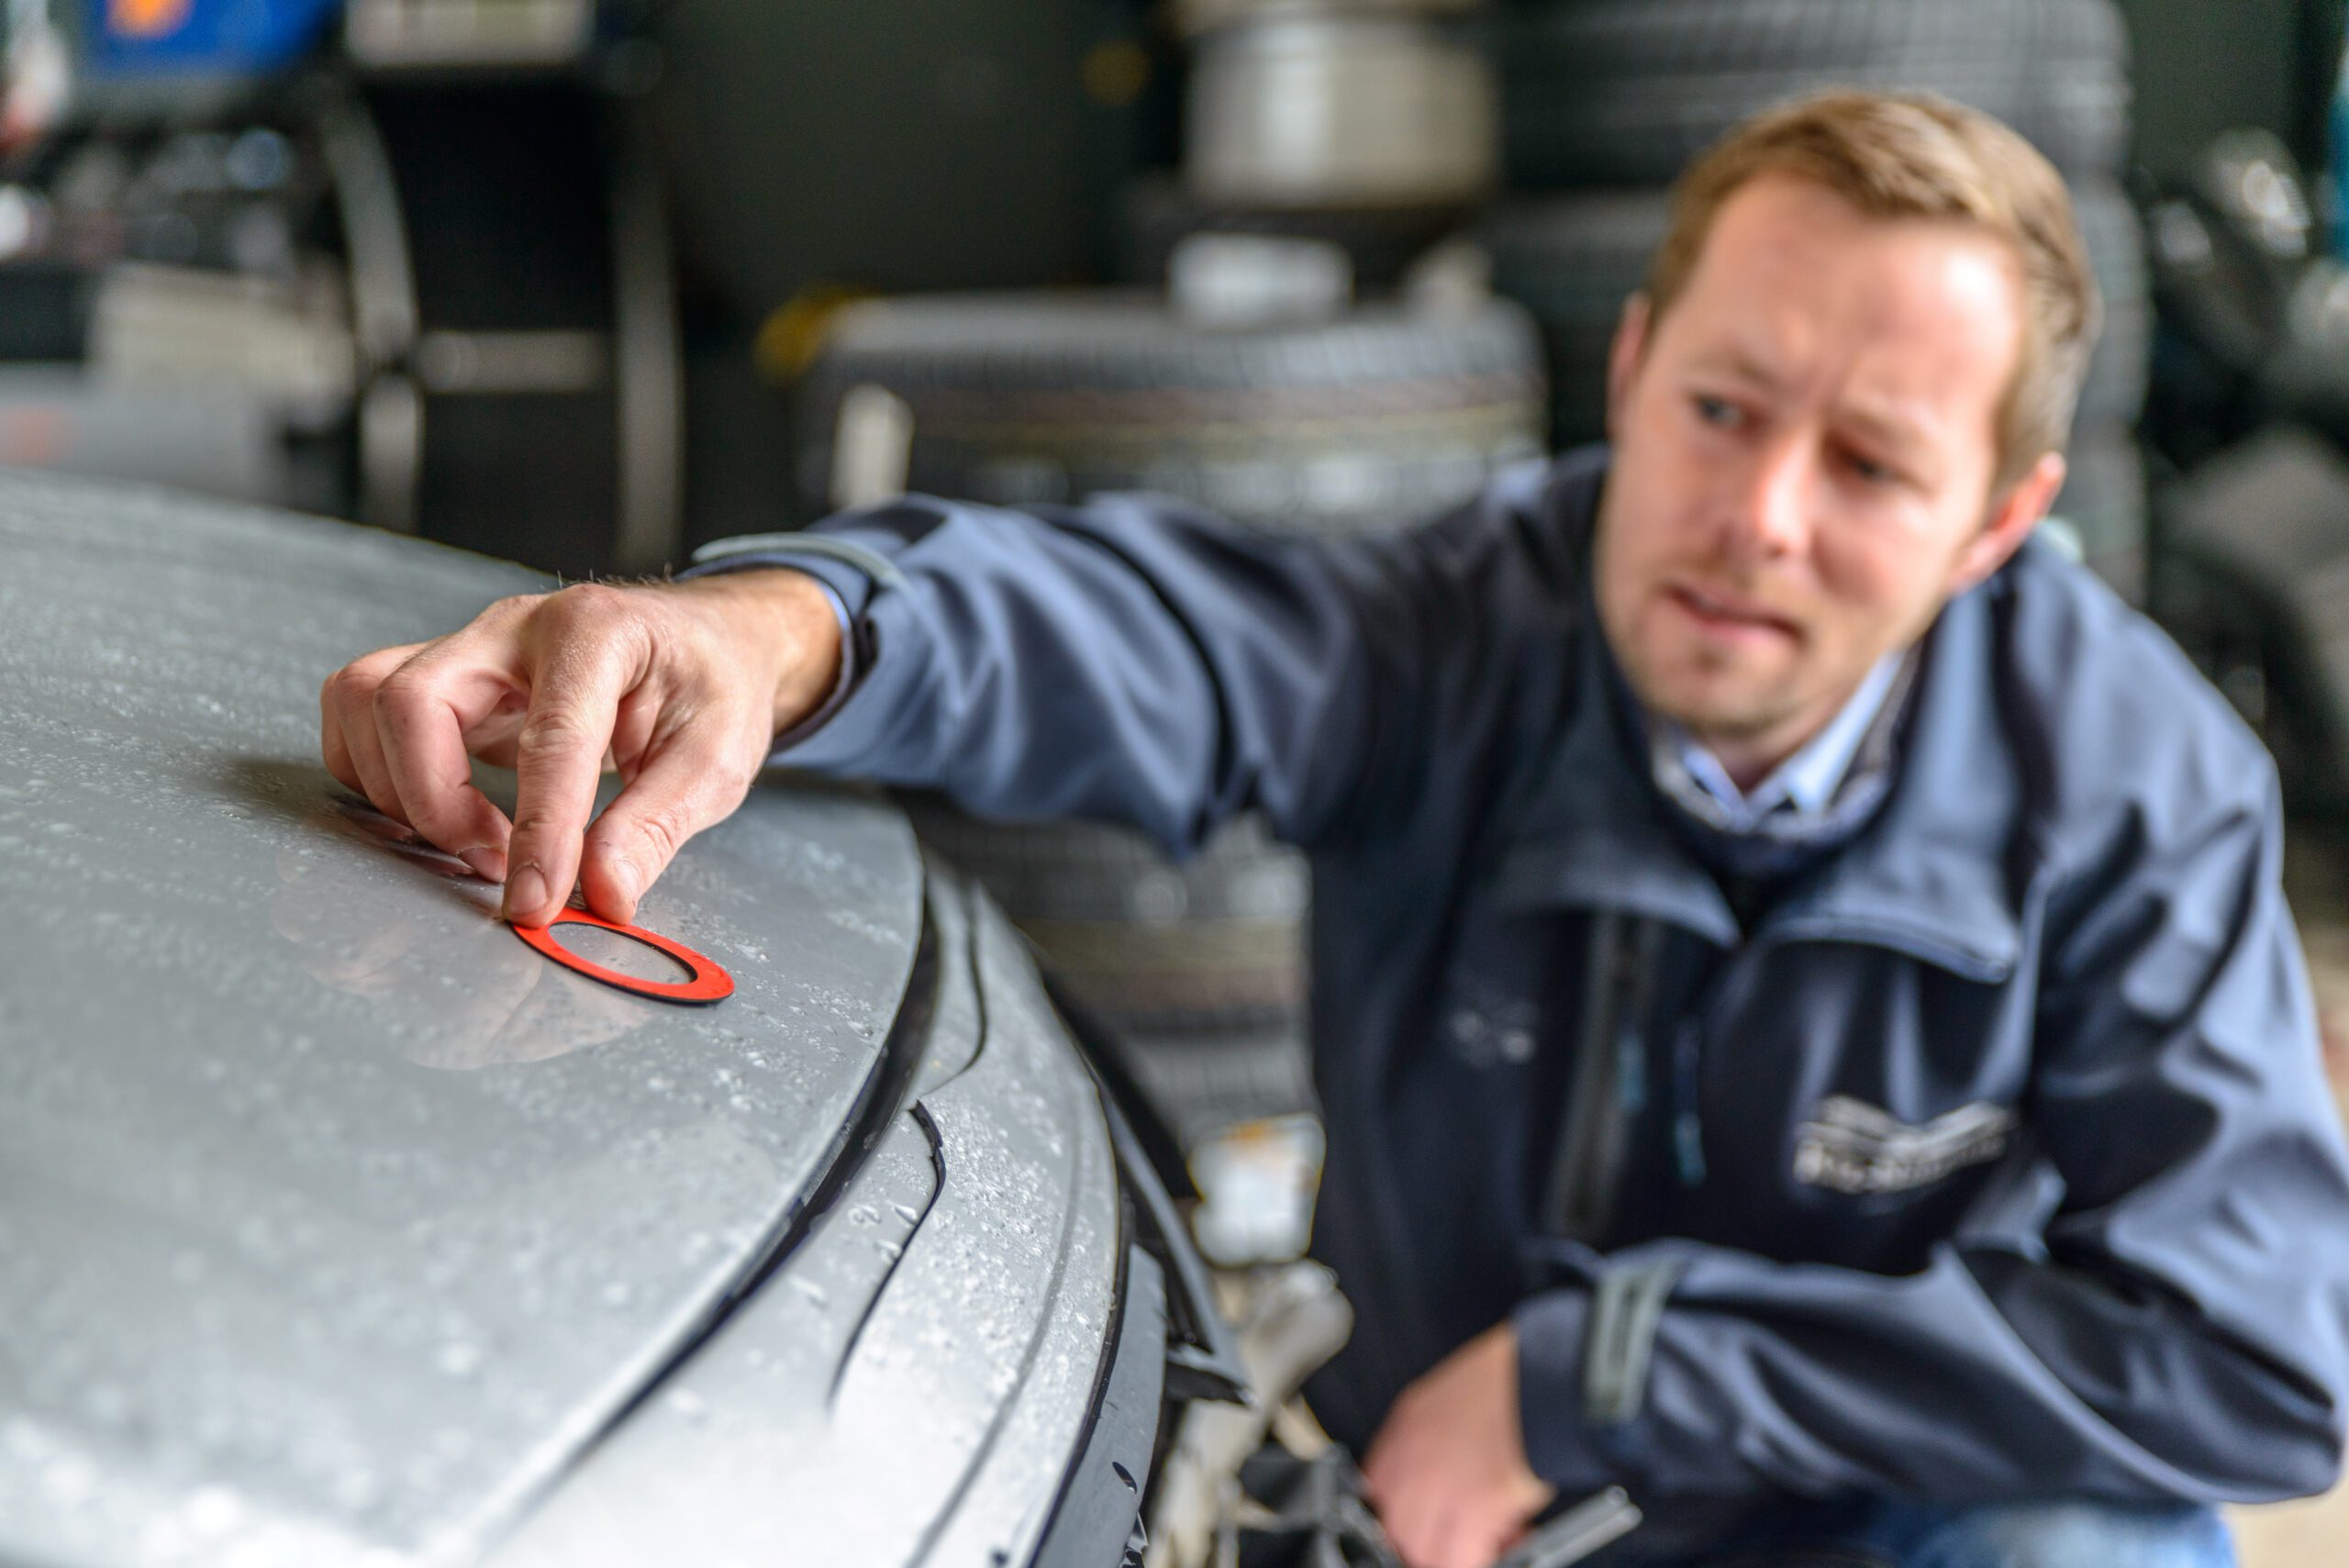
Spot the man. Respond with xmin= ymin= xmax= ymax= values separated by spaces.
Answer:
xmin=321 ymin=94 xmax=2349 ymax=1566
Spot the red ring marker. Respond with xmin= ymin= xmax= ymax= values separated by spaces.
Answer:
xmin=511 ymin=908 xmax=735 ymax=1006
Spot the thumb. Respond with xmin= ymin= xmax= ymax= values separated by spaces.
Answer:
xmin=577 ymin=723 xmax=762 ymax=925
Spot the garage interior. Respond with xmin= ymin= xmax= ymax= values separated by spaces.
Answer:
xmin=6 ymin=0 xmax=2349 ymax=1562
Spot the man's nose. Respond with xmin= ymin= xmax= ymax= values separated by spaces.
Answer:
xmin=1723 ymin=439 xmax=1813 ymax=563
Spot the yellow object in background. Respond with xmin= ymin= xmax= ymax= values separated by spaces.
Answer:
xmin=754 ymin=286 xmax=873 ymax=384
xmin=1081 ymin=39 xmax=1151 ymax=109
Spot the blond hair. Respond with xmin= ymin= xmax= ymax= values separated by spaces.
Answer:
xmin=1642 ymin=90 xmax=2100 ymax=492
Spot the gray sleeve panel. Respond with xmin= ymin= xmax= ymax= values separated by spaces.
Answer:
xmin=685 ymin=531 xmax=909 ymax=597
xmin=1580 ymin=1257 xmax=1688 ymax=1429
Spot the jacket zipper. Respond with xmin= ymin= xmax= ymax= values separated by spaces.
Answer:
xmin=1539 ymin=912 xmax=1667 ymax=1243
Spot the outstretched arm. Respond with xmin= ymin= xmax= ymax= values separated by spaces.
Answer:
xmin=319 ymin=461 xmax=1568 ymax=926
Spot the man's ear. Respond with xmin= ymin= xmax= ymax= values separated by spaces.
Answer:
xmin=1950 ymin=449 xmax=2066 ymax=594
xmin=1604 ymin=294 xmax=1653 ymax=440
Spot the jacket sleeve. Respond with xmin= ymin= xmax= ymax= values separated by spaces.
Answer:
xmin=1513 ymin=768 xmax=2349 ymax=1507
xmin=674 ymin=467 xmax=1560 ymax=856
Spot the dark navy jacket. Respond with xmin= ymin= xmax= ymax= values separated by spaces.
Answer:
xmin=684 ymin=446 xmax=2349 ymax=1510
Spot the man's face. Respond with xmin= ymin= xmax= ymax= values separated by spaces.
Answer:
xmin=1594 ymin=174 xmax=2060 ymax=770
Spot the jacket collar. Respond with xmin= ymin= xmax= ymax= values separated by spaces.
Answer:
xmin=1490 ymin=599 xmax=1744 ymax=947
xmin=1761 ymin=582 xmax=2027 ymax=982
xmin=1488 ymin=451 xmax=2028 ymax=982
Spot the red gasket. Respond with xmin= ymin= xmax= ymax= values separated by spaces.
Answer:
xmin=510 ymin=908 xmax=735 ymax=1006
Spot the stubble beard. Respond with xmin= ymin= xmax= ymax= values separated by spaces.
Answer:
xmin=1630 ymin=637 xmax=1814 ymax=747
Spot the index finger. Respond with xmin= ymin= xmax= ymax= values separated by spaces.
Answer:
xmin=502 ymin=593 xmax=648 ymax=927
xmin=371 ymin=631 xmax=531 ymax=879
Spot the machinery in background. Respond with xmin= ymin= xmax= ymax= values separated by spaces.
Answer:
xmin=2155 ymin=428 xmax=2349 ymax=822
xmin=0 ymin=0 xmax=680 ymax=580
xmin=2141 ymin=127 xmax=2349 ymax=826
xmin=2140 ymin=128 xmax=2349 ymax=472
xmin=0 ymin=0 xmax=1162 ymax=577
xmin=0 ymin=124 xmax=353 ymax=516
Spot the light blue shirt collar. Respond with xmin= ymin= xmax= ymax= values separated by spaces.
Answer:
xmin=1663 ymin=650 xmax=1909 ymax=832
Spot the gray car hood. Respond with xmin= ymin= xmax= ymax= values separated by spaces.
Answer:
xmin=0 ymin=474 xmax=926 ymax=1564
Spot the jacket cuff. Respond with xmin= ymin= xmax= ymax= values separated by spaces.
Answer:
xmin=677 ymin=535 xmax=896 ymax=617
xmin=1513 ymin=1286 xmax=1609 ymax=1494
xmin=1513 ymin=1254 xmax=1689 ymax=1494
xmin=674 ymin=534 xmax=910 ymax=762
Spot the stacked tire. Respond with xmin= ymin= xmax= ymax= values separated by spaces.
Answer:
xmin=1480 ymin=0 xmax=2149 ymax=597
xmin=790 ymin=289 xmax=1546 ymax=1144
xmin=789 ymin=291 xmax=1543 ymax=536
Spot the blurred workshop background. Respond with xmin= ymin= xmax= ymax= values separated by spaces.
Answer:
xmin=6 ymin=2 xmax=2349 ymax=1555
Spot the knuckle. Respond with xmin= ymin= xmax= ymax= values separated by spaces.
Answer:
xmin=508 ymin=808 xmax=572 ymax=843
xmin=369 ymin=667 xmax=432 ymax=722
xmin=592 ymin=804 xmax=681 ymax=876
xmin=633 ymin=807 xmax=685 ymax=865
xmin=328 ymin=645 xmax=418 ymax=711
xmin=322 ymin=664 xmax=369 ymax=709
xmin=351 ymin=643 xmax=413 ymax=680
xmin=707 ymin=751 xmax=759 ymax=804
xmin=530 ymin=585 xmax=650 ymax=677
xmin=515 ymin=709 xmax=596 ymax=760
xmin=403 ymin=806 xmax=456 ymax=841
xmin=544 ymin=581 xmax=631 ymax=628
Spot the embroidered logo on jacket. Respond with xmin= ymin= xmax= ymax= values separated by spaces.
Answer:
xmin=1792 ymin=1095 xmax=2017 ymax=1195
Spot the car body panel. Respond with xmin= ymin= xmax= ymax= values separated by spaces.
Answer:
xmin=482 ymin=870 xmax=1128 ymax=1568
xmin=0 ymin=473 xmax=941 ymax=1564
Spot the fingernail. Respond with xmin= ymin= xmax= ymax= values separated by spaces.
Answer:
xmin=459 ymin=847 xmax=507 ymax=883
xmin=504 ymin=864 xmax=548 ymax=923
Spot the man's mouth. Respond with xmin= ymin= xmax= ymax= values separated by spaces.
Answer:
xmin=1664 ymin=582 xmax=1801 ymax=643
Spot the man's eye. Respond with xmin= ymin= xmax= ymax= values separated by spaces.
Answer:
xmin=1692 ymin=395 xmax=1741 ymax=428
xmin=1844 ymin=450 xmax=1898 ymax=485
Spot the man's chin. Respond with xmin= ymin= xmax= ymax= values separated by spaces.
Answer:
xmin=1659 ymin=708 xmax=1795 ymax=749
xmin=1633 ymin=671 xmax=1803 ymax=741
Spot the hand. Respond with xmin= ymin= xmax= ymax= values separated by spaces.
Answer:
xmin=1360 ymin=1322 xmax=1557 ymax=1568
xmin=318 ymin=570 xmax=842 ymax=928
